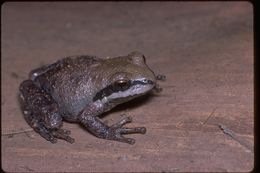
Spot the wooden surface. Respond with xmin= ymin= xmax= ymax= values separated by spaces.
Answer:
xmin=2 ymin=2 xmax=253 ymax=172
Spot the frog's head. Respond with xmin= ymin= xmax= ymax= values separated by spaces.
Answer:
xmin=93 ymin=52 xmax=161 ymax=105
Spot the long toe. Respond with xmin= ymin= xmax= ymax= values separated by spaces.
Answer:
xmin=116 ymin=136 xmax=135 ymax=145
xmin=48 ymin=136 xmax=58 ymax=143
xmin=51 ymin=129 xmax=75 ymax=144
xmin=112 ymin=117 xmax=132 ymax=128
xmin=120 ymin=127 xmax=146 ymax=134
xmin=57 ymin=129 xmax=71 ymax=135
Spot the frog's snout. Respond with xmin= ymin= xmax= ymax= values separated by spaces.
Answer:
xmin=153 ymin=74 xmax=166 ymax=93
xmin=142 ymin=78 xmax=154 ymax=85
xmin=156 ymin=74 xmax=166 ymax=81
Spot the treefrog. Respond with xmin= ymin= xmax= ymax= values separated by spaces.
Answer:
xmin=19 ymin=52 xmax=165 ymax=144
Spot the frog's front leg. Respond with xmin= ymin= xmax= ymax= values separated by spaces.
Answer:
xmin=19 ymin=80 xmax=75 ymax=143
xmin=78 ymin=101 xmax=146 ymax=145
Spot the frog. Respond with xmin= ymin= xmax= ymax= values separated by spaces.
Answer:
xmin=19 ymin=51 xmax=165 ymax=145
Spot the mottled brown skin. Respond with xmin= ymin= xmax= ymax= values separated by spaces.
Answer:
xmin=19 ymin=52 xmax=164 ymax=144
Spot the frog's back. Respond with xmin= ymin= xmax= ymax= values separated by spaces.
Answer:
xmin=33 ymin=56 xmax=103 ymax=118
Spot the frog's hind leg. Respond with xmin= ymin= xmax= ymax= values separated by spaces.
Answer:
xmin=19 ymin=80 xmax=75 ymax=143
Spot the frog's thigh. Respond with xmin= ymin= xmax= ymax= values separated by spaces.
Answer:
xmin=20 ymin=80 xmax=62 ymax=128
xmin=19 ymin=80 xmax=68 ymax=143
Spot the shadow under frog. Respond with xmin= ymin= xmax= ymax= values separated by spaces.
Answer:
xmin=19 ymin=51 xmax=165 ymax=145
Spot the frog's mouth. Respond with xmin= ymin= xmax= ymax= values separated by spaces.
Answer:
xmin=108 ymin=82 xmax=154 ymax=100
xmin=93 ymin=78 xmax=155 ymax=102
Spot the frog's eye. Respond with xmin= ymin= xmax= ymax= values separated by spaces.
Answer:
xmin=114 ymin=79 xmax=131 ymax=91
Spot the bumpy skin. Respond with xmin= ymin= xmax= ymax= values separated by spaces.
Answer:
xmin=19 ymin=52 xmax=164 ymax=144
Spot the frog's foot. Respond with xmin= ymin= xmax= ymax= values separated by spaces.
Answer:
xmin=106 ymin=117 xmax=146 ymax=145
xmin=33 ymin=122 xmax=75 ymax=144
xmin=51 ymin=129 xmax=75 ymax=143
xmin=80 ymin=105 xmax=146 ymax=145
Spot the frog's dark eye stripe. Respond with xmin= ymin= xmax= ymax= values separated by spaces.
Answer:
xmin=93 ymin=83 xmax=122 ymax=102
xmin=93 ymin=84 xmax=114 ymax=101
xmin=93 ymin=80 xmax=130 ymax=101
xmin=93 ymin=79 xmax=154 ymax=101
xmin=132 ymin=79 xmax=154 ymax=85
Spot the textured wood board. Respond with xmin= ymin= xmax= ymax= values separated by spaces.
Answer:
xmin=1 ymin=1 xmax=253 ymax=172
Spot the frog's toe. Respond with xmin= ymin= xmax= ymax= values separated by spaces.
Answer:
xmin=57 ymin=128 xmax=71 ymax=135
xmin=32 ymin=122 xmax=58 ymax=143
xmin=106 ymin=117 xmax=146 ymax=144
xmin=49 ymin=136 xmax=58 ymax=143
xmin=33 ymin=122 xmax=74 ymax=143
xmin=112 ymin=116 xmax=132 ymax=128
xmin=112 ymin=117 xmax=146 ymax=134
xmin=120 ymin=127 xmax=146 ymax=134
xmin=121 ymin=137 xmax=135 ymax=145
xmin=51 ymin=129 xmax=75 ymax=144
xmin=38 ymin=130 xmax=57 ymax=143
xmin=112 ymin=133 xmax=135 ymax=145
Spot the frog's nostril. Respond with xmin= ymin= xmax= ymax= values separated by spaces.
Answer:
xmin=156 ymin=74 xmax=166 ymax=81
